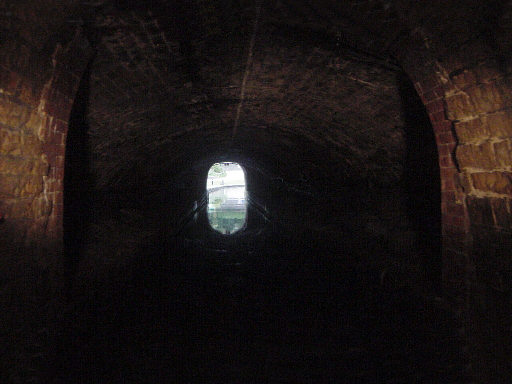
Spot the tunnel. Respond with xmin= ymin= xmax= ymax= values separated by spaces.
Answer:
xmin=0 ymin=1 xmax=512 ymax=383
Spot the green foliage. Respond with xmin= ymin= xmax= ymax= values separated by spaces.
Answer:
xmin=208 ymin=163 xmax=226 ymax=177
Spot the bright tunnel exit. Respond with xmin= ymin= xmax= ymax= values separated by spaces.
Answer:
xmin=207 ymin=162 xmax=247 ymax=235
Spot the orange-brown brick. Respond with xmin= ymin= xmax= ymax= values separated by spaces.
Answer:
xmin=471 ymin=172 xmax=512 ymax=195
xmin=494 ymin=140 xmax=512 ymax=168
xmin=456 ymin=143 xmax=497 ymax=170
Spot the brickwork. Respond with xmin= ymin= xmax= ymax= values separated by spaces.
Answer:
xmin=390 ymin=5 xmax=512 ymax=373
xmin=0 ymin=8 xmax=91 ymax=378
xmin=402 ymin=29 xmax=512 ymax=380
xmin=410 ymin=76 xmax=468 ymax=301
xmin=0 ymin=0 xmax=511 ymax=382
xmin=0 ymin=34 xmax=90 ymax=250
xmin=447 ymin=64 xmax=512 ymax=382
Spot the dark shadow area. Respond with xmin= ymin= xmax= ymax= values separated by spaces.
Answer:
xmin=398 ymin=74 xmax=442 ymax=290
xmin=53 ymin=69 xmax=447 ymax=382
xmin=52 ymin=190 xmax=466 ymax=383
xmin=63 ymin=64 xmax=93 ymax=294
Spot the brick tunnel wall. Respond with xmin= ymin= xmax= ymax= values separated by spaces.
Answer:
xmin=0 ymin=0 xmax=511 ymax=382
xmin=396 ymin=17 xmax=512 ymax=379
xmin=0 ymin=41 xmax=89 ymax=249
xmin=0 ymin=10 xmax=90 ymax=253
xmin=446 ymin=56 xmax=512 ymax=383
xmin=0 ymin=2 xmax=91 ymax=379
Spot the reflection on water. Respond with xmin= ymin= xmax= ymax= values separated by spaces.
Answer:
xmin=208 ymin=186 xmax=247 ymax=234
xmin=207 ymin=163 xmax=247 ymax=234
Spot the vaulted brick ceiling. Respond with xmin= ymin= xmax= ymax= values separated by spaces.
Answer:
xmin=3 ymin=0 xmax=509 ymax=211
xmin=71 ymin=0 xmax=429 ymax=202
xmin=70 ymin=0 xmax=504 ymax=195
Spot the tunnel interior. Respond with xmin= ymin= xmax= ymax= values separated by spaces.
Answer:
xmin=57 ymin=1 xmax=447 ymax=382
xmin=2 ymin=0 xmax=512 ymax=383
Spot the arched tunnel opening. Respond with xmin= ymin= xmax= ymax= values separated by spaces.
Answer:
xmin=57 ymin=6 xmax=449 ymax=381
xmin=5 ymin=1 xmax=512 ymax=383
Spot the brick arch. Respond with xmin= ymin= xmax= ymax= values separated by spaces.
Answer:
xmin=39 ymin=37 xmax=93 ymax=244
xmin=0 ymin=31 xmax=92 ymax=254
xmin=412 ymin=73 xmax=468 ymax=302
xmin=378 ymin=35 xmax=469 ymax=305
xmin=396 ymin=31 xmax=512 ymax=380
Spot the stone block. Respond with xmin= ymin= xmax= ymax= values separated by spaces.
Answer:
xmin=19 ymin=174 xmax=44 ymax=196
xmin=478 ymin=142 xmax=499 ymax=170
xmin=454 ymin=118 xmax=489 ymax=143
xmin=471 ymin=172 xmax=512 ymax=195
xmin=445 ymin=92 xmax=474 ymax=120
xmin=467 ymin=82 xmax=508 ymax=114
xmin=0 ymin=155 xmax=47 ymax=177
xmin=467 ymin=196 xmax=494 ymax=226
xmin=484 ymin=110 xmax=512 ymax=139
xmin=494 ymin=140 xmax=512 ymax=168
xmin=446 ymin=80 xmax=512 ymax=121
xmin=0 ymin=156 xmax=40 ymax=175
xmin=449 ymin=109 xmax=512 ymax=144
xmin=455 ymin=145 xmax=476 ymax=168
xmin=456 ymin=143 xmax=496 ymax=170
